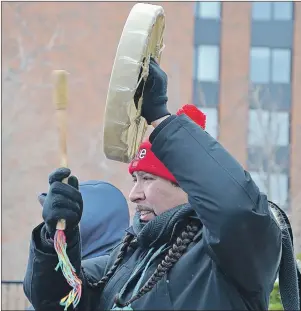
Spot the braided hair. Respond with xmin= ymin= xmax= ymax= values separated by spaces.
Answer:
xmin=83 ymin=233 xmax=136 ymax=290
xmin=83 ymin=220 xmax=200 ymax=307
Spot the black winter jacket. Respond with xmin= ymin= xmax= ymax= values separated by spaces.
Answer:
xmin=23 ymin=114 xmax=282 ymax=310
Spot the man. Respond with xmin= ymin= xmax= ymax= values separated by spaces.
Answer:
xmin=24 ymin=59 xmax=299 ymax=310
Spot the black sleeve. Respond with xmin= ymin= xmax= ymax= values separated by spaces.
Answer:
xmin=150 ymin=114 xmax=282 ymax=292
xmin=23 ymin=223 xmax=109 ymax=311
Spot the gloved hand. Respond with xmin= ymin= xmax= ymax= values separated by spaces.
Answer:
xmin=42 ymin=167 xmax=83 ymax=238
xmin=134 ymin=58 xmax=171 ymax=125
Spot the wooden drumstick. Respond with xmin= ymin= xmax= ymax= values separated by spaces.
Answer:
xmin=52 ymin=70 xmax=69 ymax=231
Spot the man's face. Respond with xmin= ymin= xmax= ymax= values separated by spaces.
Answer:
xmin=129 ymin=171 xmax=188 ymax=222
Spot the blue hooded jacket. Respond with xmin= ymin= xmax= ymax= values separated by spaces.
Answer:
xmin=78 ymin=180 xmax=130 ymax=259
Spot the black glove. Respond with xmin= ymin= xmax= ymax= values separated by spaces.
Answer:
xmin=42 ymin=167 xmax=83 ymax=238
xmin=134 ymin=58 xmax=170 ymax=125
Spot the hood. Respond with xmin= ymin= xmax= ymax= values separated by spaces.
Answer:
xmin=79 ymin=181 xmax=129 ymax=259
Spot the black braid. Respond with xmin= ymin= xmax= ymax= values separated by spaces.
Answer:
xmin=84 ymin=233 xmax=135 ymax=290
xmin=114 ymin=221 xmax=200 ymax=307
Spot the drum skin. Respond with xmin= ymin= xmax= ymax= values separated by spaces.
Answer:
xmin=103 ymin=3 xmax=165 ymax=163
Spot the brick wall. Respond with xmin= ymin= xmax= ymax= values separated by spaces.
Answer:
xmin=218 ymin=2 xmax=251 ymax=167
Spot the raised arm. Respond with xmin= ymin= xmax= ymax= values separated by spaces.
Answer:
xmin=137 ymin=58 xmax=282 ymax=293
xmin=149 ymin=114 xmax=282 ymax=292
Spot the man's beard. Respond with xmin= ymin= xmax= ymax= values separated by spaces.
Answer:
xmin=136 ymin=205 xmax=157 ymax=221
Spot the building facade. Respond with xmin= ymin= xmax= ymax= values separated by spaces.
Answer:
xmin=193 ymin=1 xmax=301 ymax=251
xmin=2 ymin=1 xmax=301 ymax=291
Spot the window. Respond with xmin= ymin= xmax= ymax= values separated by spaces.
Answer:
xmin=250 ymin=48 xmax=270 ymax=83
xmin=248 ymin=109 xmax=290 ymax=147
xmin=198 ymin=107 xmax=218 ymax=139
xmin=252 ymin=2 xmax=293 ymax=21
xmin=250 ymin=48 xmax=291 ymax=83
xmin=269 ymin=173 xmax=289 ymax=207
xmin=196 ymin=1 xmax=221 ymax=19
xmin=196 ymin=45 xmax=219 ymax=82
xmin=274 ymin=2 xmax=293 ymax=20
xmin=252 ymin=2 xmax=271 ymax=21
xmin=248 ymin=145 xmax=289 ymax=173
xmin=249 ymin=171 xmax=289 ymax=207
xmin=272 ymin=49 xmax=291 ymax=83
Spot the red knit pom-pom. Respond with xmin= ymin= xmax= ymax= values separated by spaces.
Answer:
xmin=176 ymin=104 xmax=206 ymax=129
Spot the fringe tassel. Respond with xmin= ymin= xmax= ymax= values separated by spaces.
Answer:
xmin=54 ymin=229 xmax=82 ymax=310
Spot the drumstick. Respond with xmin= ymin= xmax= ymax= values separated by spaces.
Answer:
xmin=53 ymin=70 xmax=69 ymax=231
xmin=52 ymin=70 xmax=82 ymax=310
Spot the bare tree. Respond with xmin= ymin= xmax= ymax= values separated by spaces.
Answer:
xmin=247 ymin=84 xmax=291 ymax=211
